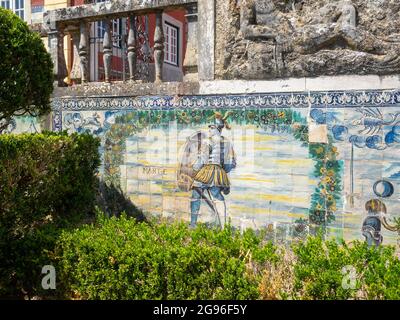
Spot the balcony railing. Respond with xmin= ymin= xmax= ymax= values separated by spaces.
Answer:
xmin=43 ymin=0 xmax=198 ymax=86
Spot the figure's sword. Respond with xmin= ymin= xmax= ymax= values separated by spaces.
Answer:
xmin=192 ymin=187 xmax=215 ymax=212
xmin=206 ymin=189 xmax=222 ymax=228
xmin=192 ymin=187 xmax=222 ymax=227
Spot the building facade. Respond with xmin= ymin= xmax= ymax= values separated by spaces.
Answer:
xmin=1 ymin=0 xmax=187 ymax=83
xmin=1 ymin=0 xmax=31 ymax=22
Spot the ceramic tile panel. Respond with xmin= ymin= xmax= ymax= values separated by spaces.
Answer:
xmin=52 ymin=90 xmax=400 ymax=244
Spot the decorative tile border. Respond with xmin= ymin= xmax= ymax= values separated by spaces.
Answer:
xmin=52 ymin=110 xmax=63 ymax=132
xmin=51 ymin=89 xmax=400 ymax=112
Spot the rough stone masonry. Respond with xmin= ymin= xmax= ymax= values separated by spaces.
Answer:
xmin=216 ymin=0 xmax=400 ymax=80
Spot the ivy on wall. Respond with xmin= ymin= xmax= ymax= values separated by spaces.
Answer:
xmin=103 ymin=108 xmax=342 ymax=226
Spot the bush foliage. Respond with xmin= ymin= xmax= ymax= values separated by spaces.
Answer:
xmin=54 ymin=213 xmax=279 ymax=300
xmin=0 ymin=132 xmax=100 ymax=297
xmin=52 ymin=213 xmax=400 ymax=300
xmin=0 ymin=8 xmax=53 ymax=132
xmin=292 ymin=235 xmax=400 ymax=300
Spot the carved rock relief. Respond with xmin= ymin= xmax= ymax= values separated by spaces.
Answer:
xmin=219 ymin=0 xmax=400 ymax=79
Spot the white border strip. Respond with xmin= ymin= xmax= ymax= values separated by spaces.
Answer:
xmin=199 ymin=75 xmax=400 ymax=95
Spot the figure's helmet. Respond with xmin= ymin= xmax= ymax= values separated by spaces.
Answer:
xmin=213 ymin=118 xmax=225 ymax=131
xmin=365 ymin=199 xmax=387 ymax=215
xmin=208 ymin=111 xmax=232 ymax=132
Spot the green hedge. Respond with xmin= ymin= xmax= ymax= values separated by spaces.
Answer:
xmin=52 ymin=214 xmax=400 ymax=300
xmin=54 ymin=213 xmax=279 ymax=300
xmin=292 ymin=235 xmax=400 ymax=300
xmin=0 ymin=132 xmax=100 ymax=298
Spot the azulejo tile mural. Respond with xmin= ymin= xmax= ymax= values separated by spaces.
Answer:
xmin=1 ymin=116 xmax=42 ymax=134
xmin=53 ymin=90 xmax=400 ymax=244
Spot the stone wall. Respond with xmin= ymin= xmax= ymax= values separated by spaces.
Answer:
xmin=215 ymin=0 xmax=239 ymax=79
xmin=48 ymin=77 xmax=400 ymax=244
xmin=215 ymin=0 xmax=400 ymax=80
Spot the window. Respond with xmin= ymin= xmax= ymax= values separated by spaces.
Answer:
xmin=31 ymin=5 xmax=44 ymax=14
xmin=95 ymin=0 xmax=106 ymax=38
xmin=14 ymin=0 xmax=23 ymax=20
xmin=1 ymin=0 xmax=24 ymax=20
xmin=1 ymin=1 xmax=10 ymax=10
xmin=164 ymin=22 xmax=179 ymax=66
xmin=112 ymin=19 xmax=122 ymax=48
xmin=96 ymin=20 xmax=105 ymax=38
xmin=95 ymin=0 xmax=121 ymax=47
xmin=97 ymin=19 xmax=122 ymax=47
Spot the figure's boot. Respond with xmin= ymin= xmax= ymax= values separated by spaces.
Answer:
xmin=363 ymin=231 xmax=374 ymax=248
xmin=214 ymin=200 xmax=227 ymax=229
xmin=190 ymin=199 xmax=201 ymax=228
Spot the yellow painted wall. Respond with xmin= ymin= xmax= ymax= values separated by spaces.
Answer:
xmin=25 ymin=0 xmax=32 ymax=24
xmin=44 ymin=0 xmax=69 ymax=11
xmin=40 ymin=1 xmax=72 ymax=83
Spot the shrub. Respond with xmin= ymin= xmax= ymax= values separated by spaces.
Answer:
xmin=258 ymin=250 xmax=295 ymax=300
xmin=0 ymin=132 xmax=100 ymax=298
xmin=291 ymin=235 xmax=400 ymax=300
xmin=54 ymin=213 xmax=280 ymax=300
xmin=51 ymin=214 xmax=400 ymax=300
xmin=0 ymin=7 xmax=53 ymax=132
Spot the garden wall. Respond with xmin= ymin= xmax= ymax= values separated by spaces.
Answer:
xmin=46 ymin=76 xmax=400 ymax=245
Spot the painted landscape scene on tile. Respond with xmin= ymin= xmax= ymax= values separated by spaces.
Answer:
xmin=56 ymin=92 xmax=400 ymax=245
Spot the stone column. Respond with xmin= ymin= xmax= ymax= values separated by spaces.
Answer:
xmin=69 ymin=29 xmax=81 ymax=84
xmin=183 ymin=4 xmax=198 ymax=82
xmin=47 ymin=28 xmax=68 ymax=86
xmin=153 ymin=10 xmax=164 ymax=83
xmin=79 ymin=21 xmax=90 ymax=83
xmin=127 ymin=15 xmax=137 ymax=81
xmin=103 ymin=20 xmax=113 ymax=82
xmin=198 ymin=0 xmax=215 ymax=80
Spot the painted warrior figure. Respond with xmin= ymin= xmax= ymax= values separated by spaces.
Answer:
xmin=362 ymin=199 xmax=385 ymax=247
xmin=361 ymin=197 xmax=400 ymax=247
xmin=177 ymin=112 xmax=237 ymax=228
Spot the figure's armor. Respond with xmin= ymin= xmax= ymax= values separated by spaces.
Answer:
xmin=192 ymin=128 xmax=236 ymax=192
xmin=362 ymin=216 xmax=383 ymax=247
xmin=208 ymin=133 xmax=223 ymax=165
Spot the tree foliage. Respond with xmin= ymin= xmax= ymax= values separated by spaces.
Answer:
xmin=0 ymin=7 xmax=53 ymax=132
xmin=0 ymin=132 xmax=100 ymax=298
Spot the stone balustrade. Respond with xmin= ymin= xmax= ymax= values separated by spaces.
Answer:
xmin=43 ymin=0 xmax=202 ymax=87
